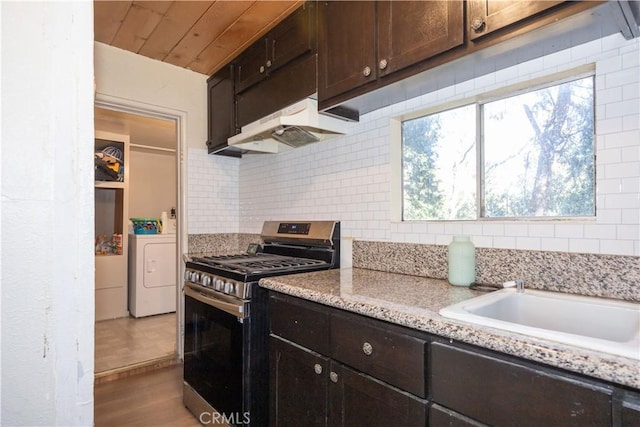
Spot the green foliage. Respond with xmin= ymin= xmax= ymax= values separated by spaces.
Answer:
xmin=402 ymin=116 xmax=444 ymax=220
xmin=402 ymin=76 xmax=595 ymax=221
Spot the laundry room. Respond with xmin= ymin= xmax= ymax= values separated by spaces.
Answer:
xmin=93 ymin=107 xmax=179 ymax=375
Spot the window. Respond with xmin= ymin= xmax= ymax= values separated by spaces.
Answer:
xmin=401 ymin=75 xmax=595 ymax=221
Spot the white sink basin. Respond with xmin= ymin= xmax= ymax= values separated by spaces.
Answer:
xmin=439 ymin=288 xmax=640 ymax=360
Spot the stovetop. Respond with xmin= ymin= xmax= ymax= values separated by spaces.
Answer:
xmin=191 ymin=253 xmax=329 ymax=275
xmin=185 ymin=251 xmax=335 ymax=284
xmin=185 ymin=220 xmax=340 ymax=289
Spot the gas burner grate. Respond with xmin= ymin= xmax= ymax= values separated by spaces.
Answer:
xmin=191 ymin=253 xmax=329 ymax=275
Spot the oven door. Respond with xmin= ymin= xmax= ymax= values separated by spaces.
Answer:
xmin=184 ymin=286 xmax=245 ymax=418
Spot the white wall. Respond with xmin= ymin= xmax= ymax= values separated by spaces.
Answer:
xmin=94 ymin=42 xmax=207 ymax=150
xmin=94 ymin=42 xmax=242 ymax=235
xmin=239 ymin=33 xmax=640 ymax=257
xmin=129 ymin=149 xmax=177 ymax=219
xmin=1 ymin=1 xmax=95 ymax=425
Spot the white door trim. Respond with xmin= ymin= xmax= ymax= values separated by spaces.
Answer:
xmin=95 ymin=93 xmax=187 ymax=362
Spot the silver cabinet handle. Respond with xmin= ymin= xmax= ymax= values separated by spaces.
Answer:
xmin=259 ymin=65 xmax=265 ymax=74
xmin=362 ymin=66 xmax=371 ymax=77
xmin=362 ymin=342 xmax=373 ymax=356
xmin=378 ymin=59 xmax=388 ymax=70
xmin=266 ymin=60 xmax=272 ymax=68
xmin=471 ymin=18 xmax=485 ymax=32
xmin=314 ymin=364 xmax=323 ymax=375
xmin=329 ymin=371 xmax=339 ymax=383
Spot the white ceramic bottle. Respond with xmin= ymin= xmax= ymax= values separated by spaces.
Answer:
xmin=447 ymin=236 xmax=476 ymax=286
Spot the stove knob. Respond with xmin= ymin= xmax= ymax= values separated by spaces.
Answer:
xmin=184 ymin=270 xmax=191 ymax=281
xmin=191 ymin=272 xmax=200 ymax=283
xmin=201 ymin=275 xmax=211 ymax=287
xmin=225 ymin=282 xmax=237 ymax=295
xmin=215 ymin=279 xmax=224 ymax=291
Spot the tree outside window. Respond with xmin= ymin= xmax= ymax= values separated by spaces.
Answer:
xmin=402 ymin=76 xmax=595 ymax=221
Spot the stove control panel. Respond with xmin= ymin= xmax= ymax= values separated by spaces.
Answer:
xmin=277 ymin=222 xmax=311 ymax=235
xmin=184 ymin=268 xmax=248 ymax=300
xmin=261 ymin=220 xmax=339 ymax=246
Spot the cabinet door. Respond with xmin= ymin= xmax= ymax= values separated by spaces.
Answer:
xmin=268 ymin=2 xmax=315 ymax=75
xmin=270 ymin=337 xmax=328 ymax=427
xmin=467 ymin=0 xmax=565 ymax=40
xmin=328 ymin=362 xmax=427 ymax=427
xmin=377 ymin=0 xmax=463 ymax=78
xmin=206 ymin=65 xmax=239 ymax=156
xmin=430 ymin=403 xmax=487 ymax=427
xmin=431 ymin=342 xmax=613 ymax=426
xmin=318 ymin=0 xmax=376 ymax=102
xmin=622 ymin=396 xmax=640 ymax=427
xmin=235 ymin=40 xmax=268 ymax=94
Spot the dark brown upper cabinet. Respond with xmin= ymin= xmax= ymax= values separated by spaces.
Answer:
xmin=235 ymin=2 xmax=316 ymax=95
xmin=467 ymin=0 xmax=565 ymax=40
xmin=206 ymin=64 xmax=244 ymax=158
xmin=318 ymin=0 xmax=464 ymax=105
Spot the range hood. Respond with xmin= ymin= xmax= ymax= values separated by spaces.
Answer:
xmin=228 ymin=98 xmax=356 ymax=154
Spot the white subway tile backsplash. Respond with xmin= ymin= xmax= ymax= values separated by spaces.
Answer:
xmin=528 ymin=224 xmax=555 ymax=237
xmin=472 ymin=235 xmax=493 ymax=248
xmin=605 ymin=67 xmax=639 ymax=89
xmin=597 ymin=86 xmax=623 ymax=105
xmin=623 ymin=113 xmax=639 ymax=131
xmin=597 ymin=117 xmax=624 ymax=135
xmin=621 ymin=177 xmax=640 ymax=193
xmin=505 ymin=224 xmax=529 ymax=237
xmin=482 ymin=223 xmax=505 ymax=236
xmin=516 ymin=237 xmax=541 ymax=250
xmin=606 ymin=99 xmax=640 ymax=119
xmin=600 ymin=239 xmax=635 ymax=255
xmin=494 ymin=236 xmax=517 ymax=249
xmin=540 ymin=237 xmax=569 ymax=252
xmin=584 ymin=224 xmax=617 ymax=239
xmin=554 ymin=224 xmax=584 ymax=238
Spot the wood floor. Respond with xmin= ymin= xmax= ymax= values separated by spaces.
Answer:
xmin=95 ymin=312 xmax=177 ymax=373
xmin=94 ymin=364 xmax=201 ymax=427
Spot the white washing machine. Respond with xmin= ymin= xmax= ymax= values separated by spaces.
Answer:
xmin=128 ymin=233 xmax=177 ymax=318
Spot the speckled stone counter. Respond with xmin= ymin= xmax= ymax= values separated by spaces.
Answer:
xmin=260 ymin=267 xmax=640 ymax=390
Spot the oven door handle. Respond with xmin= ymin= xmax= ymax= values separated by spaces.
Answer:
xmin=184 ymin=286 xmax=246 ymax=320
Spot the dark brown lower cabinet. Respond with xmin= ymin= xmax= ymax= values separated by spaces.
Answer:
xmin=270 ymin=336 xmax=427 ymax=426
xmin=429 ymin=404 xmax=484 ymax=427
xmin=329 ymin=362 xmax=427 ymax=426
xmin=270 ymin=337 xmax=328 ymax=426
xmin=268 ymin=291 xmax=640 ymax=427
xmin=622 ymin=396 xmax=640 ymax=427
xmin=430 ymin=341 xmax=613 ymax=427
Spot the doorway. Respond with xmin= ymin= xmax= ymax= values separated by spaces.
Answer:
xmin=94 ymin=106 xmax=180 ymax=374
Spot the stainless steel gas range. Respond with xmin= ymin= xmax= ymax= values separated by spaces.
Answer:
xmin=183 ymin=221 xmax=340 ymax=426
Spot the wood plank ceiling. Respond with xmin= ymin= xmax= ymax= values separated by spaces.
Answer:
xmin=94 ymin=0 xmax=303 ymax=77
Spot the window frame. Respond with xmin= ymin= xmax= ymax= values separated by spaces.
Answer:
xmin=393 ymin=65 xmax=597 ymax=223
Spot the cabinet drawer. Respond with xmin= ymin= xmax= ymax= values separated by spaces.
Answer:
xmin=431 ymin=342 xmax=613 ymax=426
xmin=269 ymin=293 xmax=330 ymax=355
xmin=330 ymin=312 xmax=427 ymax=398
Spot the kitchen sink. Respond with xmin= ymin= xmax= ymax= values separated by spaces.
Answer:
xmin=439 ymin=288 xmax=640 ymax=360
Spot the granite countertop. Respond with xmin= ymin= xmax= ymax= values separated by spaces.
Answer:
xmin=259 ymin=267 xmax=639 ymax=390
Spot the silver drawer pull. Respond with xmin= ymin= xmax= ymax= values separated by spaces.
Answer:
xmin=362 ymin=342 xmax=373 ymax=356
xmin=314 ymin=364 xmax=323 ymax=375
xmin=330 ymin=371 xmax=339 ymax=383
